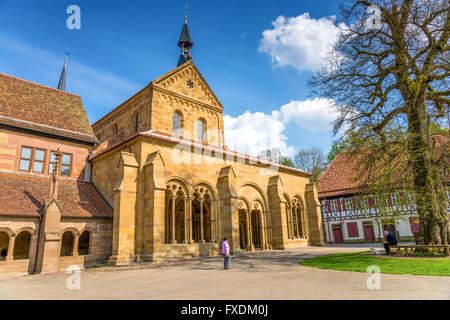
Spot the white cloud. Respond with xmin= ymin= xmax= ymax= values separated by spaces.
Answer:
xmin=224 ymin=98 xmax=338 ymax=157
xmin=258 ymin=13 xmax=341 ymax=73
xmin=223 ymin=111 xmax=294 ymax=158
xmin=278 ymin=98 xmax=339 ymax=131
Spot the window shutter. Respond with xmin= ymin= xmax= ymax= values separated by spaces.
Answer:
xmin=347 ymin=222 xmax=359 ymax=237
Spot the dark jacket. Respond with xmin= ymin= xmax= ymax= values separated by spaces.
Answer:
xmin=386 ymin=233 xmax=397 ymax=245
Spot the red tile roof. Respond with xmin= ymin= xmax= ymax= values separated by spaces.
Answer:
xmin=0 ymin=172 xmax=113 ymax=218
xmin=318 ymin=133 xmax=450 ymax=198
xmin=91 ymin=130 xmax=312 ymax=177
xmin=317 ymin=150 xmax=365 ymax=198
xmin=0 ymin=73 xmax=98 ymax=143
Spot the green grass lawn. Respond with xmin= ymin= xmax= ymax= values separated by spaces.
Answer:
xmin=300 ymin=252 xmax=450 ymax=276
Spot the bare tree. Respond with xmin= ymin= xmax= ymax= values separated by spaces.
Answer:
xmin=310 ymin=0 xmax=449 ymax=245
xmin=293 ymin=147 xmax=327 ymax=182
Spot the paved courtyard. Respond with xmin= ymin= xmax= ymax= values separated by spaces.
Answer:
xmin=1 ymin=245 xmax=449 ymax=300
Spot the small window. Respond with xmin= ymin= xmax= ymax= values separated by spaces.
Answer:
xmin=173 ymin=112 xmax=182 ymax=135
xmin=197 ymin=119 xmax=207 ymax=142
xmin=19 ymin=147 xmax=33 ymax=171
xmin=61 ymin=154 xmax=72 ymax=176
xmin=134 ymin=114 xmax=139 ymax=133
xmin=331 ymin=199 xmax=338 ymax=211
xmin=32 ymin=149 xmax=45 ymax=173
xmin=48 ymin=151 xmax=58 ymax=174
xmin=345 ymin=198 xmax=353 ymax=210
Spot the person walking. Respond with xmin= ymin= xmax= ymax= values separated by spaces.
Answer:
xmin=383 ymin=230 xmax=397 ymax=254
xmin=222 ymin=237 xmax=231 ymax=269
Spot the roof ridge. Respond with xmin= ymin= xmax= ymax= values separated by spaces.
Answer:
xmin=0 ymin=72 xmax=80 ymax=97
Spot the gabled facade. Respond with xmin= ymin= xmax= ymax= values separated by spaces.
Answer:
xmin=318 ymin=147 xmax=450 ymax=244
xmin=90 ymin=60 xmax=325 ymax=265
xmin=0 ymin=72 xmax=113 ymax=275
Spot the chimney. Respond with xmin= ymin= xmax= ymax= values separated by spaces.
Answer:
xmin=49 ymin=149 xmax=62 ymax=201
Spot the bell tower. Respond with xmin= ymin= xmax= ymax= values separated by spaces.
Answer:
xmin=177 ymin=5 xmax=194 ymax=66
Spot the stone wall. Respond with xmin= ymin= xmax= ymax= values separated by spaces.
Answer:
xmin=0 ymin=129 xmax=91 ymax=181
xmin=0 ymin=217 xmax=112 ymax=275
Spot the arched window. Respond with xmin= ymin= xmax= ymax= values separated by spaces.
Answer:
xmin=13 ymin=231 xmax=31 ymax=260
xmin=173 ymin=112 xmax=183 ymax=135
xmin=78 ymin=231 xmax=90 ymax=256
xmin=60 ymin=231 xmax=74 ymax=257
xmin=0 ymin=232 xmax=9 ymax=261
xmin=197 ymin=119 xmax=207 ymax=142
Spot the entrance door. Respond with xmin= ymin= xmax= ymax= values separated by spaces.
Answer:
xmin=363 ymin=223 xmax=375 ymax=242
xmin=333 ymin=226 xmax=343 ymax=244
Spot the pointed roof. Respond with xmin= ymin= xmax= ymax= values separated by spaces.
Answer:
xmin=178 ymin=21 xmax=193 ymax=49
xmin=57 ymin=55 xmax=68 ymax=91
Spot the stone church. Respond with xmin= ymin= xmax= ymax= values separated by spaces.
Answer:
xmin=0 ymin=16 xmax=324 ymax=274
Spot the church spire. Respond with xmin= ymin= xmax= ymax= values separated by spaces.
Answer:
xmin=57 ymin=52 xmax=68 ymax=91
xmin=177 ymin=4 xmax=194 ymax=66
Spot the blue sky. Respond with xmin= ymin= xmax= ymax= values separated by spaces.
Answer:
xmin=0 ymin=0 xmax=344 ymax=158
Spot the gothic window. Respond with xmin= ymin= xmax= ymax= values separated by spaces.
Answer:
xmin=197 ymin=119 xmax=207 ymax=142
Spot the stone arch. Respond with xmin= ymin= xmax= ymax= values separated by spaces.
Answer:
xmin=13 ymin=230 xmax=32 ymax=260
xmin=193 ymin=181 xmax=216 ymax=200
xmin=15 ymin=226 xmax=36 ymax=236
xmin=238 ymin=183 xmax=269 ymax=250
xmin=292 ymin=194 xmax=308 ymax=239
xmin=165 ymin=177 xmax=191 ymax=244
xmin=238 ymin=182 xmax=269 ymax=212
xmin=60 ymin=227 xmax=80 ymax=238
xmin=0 ymin=227 xmax=15 ymax=238
xmin=166 ymin=176 xmax=191 ymax=197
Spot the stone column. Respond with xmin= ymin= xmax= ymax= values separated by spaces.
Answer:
xmin=183 ymin=197 xmax=190 ymax=244
xmin=171 ymin=195 xmax=176 ymax=244
xmin=6 ymin=235 xmax=15 ymax=262
xmin=72 ymin=234 xmax=79 ymax=257
xmin=294 ymin=207 xmax=300 ymax=239
xmin=210 ymin=199 xmax=218 ymax=243
xmin=199 ymin=198 xmax=205 ymax=243
xmin=244 ymin=210 xmax=252 ymax=251
xmin=142 ymin=151 xmax=166 ymax=262
xmin=188 ymin=197 xmax=194 ymax=244
xmin=217 ymin=166 xmax=240 ymax=254
xmin=266 ymin=210 xmax=273 ymax=250
xmin=107 ymin=152 xmax=139 ymax=266
xmin=305 ymin=183 xmax=325 ymax=245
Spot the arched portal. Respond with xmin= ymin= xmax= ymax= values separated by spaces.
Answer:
xmin=13 ymin=231 xmax=31 ymax=260
xmin=0 ymin=232 xmax=9 ymax=261
xmin=251 ymin=210 xmax=262 ymax=249
xmin=238 ymin=209 xmax=248 ymax=250
xmin=78 ymin=231 xmax=90 ymax=256
xmin=60 ymin=231 xmax=74 ymax=257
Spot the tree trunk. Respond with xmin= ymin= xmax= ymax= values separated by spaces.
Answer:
xmin=407 ymin=98 xmax=449 ymax=246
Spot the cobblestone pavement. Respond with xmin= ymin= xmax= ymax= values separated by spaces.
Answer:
xmin=1 ymin=245 xmax=448 ymax=300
